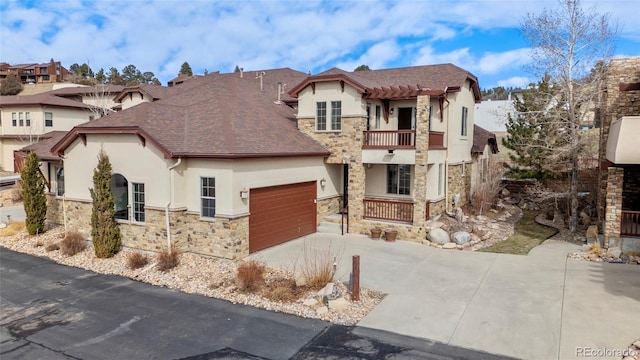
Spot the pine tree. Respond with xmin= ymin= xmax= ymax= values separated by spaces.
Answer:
xmin=21 ymin=152 xmax=47 ymax=235
xmin=1 ymin=73 xmax=23 ymax=95
xmin=90 ymin=150 xmax=121 ymax=258
xmin=180 ymin=61 xmax=193 ymax=76
xmin=502 ymin=77 xmax=569 ymax=180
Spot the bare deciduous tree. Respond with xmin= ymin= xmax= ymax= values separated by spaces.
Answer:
xmin=521 ymin=0 xmax=617 ymax=232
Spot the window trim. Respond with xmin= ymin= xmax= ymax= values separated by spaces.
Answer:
xmin=375 ymin=105 xmax=381 ymax=129
xmin=19 ymin=112 xmax=24 ymax=127
xmin=316 ymin=101 xmax=327 ymax=131
xmin=132 ymin=182 xmax=145 ymax=223
xmin=55 ymin=166 xmax=65 ymax=197
xmin=25 ymin=112 xmax=30 ymax=127
xmin=330 ymin=100 xmax=342 ymax=131
xmin=386 ymin=164 xmax=411 ymax=196
xmin=12 ymin=112 xmax=17 ymax=127
xmin=315 ymin=101 xmax=342 ymax=132
xmin=461 ymin=106 xmax=468 ymax=137
xmin=200 ymin=177 xmax=216 ymax=218
xmin=45 ymin=112 xmax=53 ymax=127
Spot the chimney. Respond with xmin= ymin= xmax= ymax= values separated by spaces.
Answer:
xmin=277 ymin=82 xmax=282 ymax=103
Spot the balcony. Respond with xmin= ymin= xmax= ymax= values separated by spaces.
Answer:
xmin=364 ymin=198 xmax=413 ymax=224
xmin=621 ymin=210 xmax=640 ymax=237
xmin=362 ymin=130 xmax=446 ymax=150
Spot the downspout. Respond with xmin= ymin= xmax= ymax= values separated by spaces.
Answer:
xmin=166 ymin=157 xmax=182 ymax=251
xmin=443 ymin=89 xmax=452 ymax=214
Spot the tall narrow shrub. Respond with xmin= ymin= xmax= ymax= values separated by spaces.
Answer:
xmin=90 ymin=151 xmax=121 ymax=258
xmin=21 ymin=152 xmax=47 ymax=234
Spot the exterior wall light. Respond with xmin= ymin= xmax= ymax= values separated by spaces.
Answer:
xmin=240 ymin=188 xmax=249 ymax=199
xmin=320 ymin=178 xmax=327 ymax=187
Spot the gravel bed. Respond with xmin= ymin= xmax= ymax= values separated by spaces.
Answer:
xmin=0 ymin=226 xmax=385 ymax=325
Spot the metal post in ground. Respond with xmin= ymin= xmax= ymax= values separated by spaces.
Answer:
xmin=352 ymin=255 xmax=360 ymax=301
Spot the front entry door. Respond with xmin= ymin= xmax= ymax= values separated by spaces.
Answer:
xmin=398 ymin=107 xmax=414 ymax=146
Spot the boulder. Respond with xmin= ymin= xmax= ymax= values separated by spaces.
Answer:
xmin=501 ymin=188 xmax=510 ymax=196
xmin=427 ymin=228 xmax=450 ymax=245
xmin=607 ymin=247 xmax=622 ymax=259
xmin=303 ymin=298 xmax=318 ymax=306
xmin=443 ymin=243 xmax=457 ymax=249
xmin=425 ymin=221 xmax=444 ymax=231
xmin=316 ymin=306 xmax=329 ymax=315
xmin=455 ymin=207 xmax=464 ymax=223
xmin=328 ymin=297 xmax=350 ymax=312
xmin=452 ymin=231 xmax=471 ymax=245
xmin=295 ymin=274 xmax=307 ymax=287
xmin=317 ymin=282 xmax=335 ymax=297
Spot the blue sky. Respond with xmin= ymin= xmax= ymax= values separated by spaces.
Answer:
xmin=1 ymin=0 xmax=639 ymax=89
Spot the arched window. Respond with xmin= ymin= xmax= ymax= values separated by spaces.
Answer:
xmin=55 ymin=167 xmax=64 ymax=196
xmin=111 ymin=174 xmax=129 ymax=220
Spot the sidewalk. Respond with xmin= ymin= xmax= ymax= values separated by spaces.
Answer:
xmin=256 ymin=233 xmax=640 ymax=360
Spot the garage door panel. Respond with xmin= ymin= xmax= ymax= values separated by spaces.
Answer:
xmin=249 ymin=182 xmax=316 ymax=253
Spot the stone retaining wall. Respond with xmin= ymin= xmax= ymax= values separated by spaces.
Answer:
xmin=447 ymin=163 xmax=471 ymax=211
xmin=317 ymin=195 xmax=341 ymax=225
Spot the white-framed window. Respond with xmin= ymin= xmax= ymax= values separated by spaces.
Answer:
xmin=12 ymin=112 xmax=16 ymax=127
xmin=19 ymin=112 xmax=24 ymax=126
xmin=438 ymin=163 xmax=444 ymax=196
xmin=387 ymin=164 xmax=411 ymax=195
xmin=461 ymin=106 xmax=468 ymax=136
xmin=55 ymin=166 xmax=64 ymax=196
xmin=316 ymin=101 xmax=341 ymax=131
xmin=112 ymin=174 xmax=129 ymax=220
xmin=25 ymin=112 xmax=30 ymax=127
xmin=132 ymin=182 xmax=145 ymax=223
xmin=316 ymin=102 xmax=327 ymax=130
xmin=375 ymin=105 xmax=381 ymax=129
xmin=45 ymin=112 xmax=53 ymax=127
xmin=201 ymin=177 xmax=216 ymax=218
xmin=331 ymin=101 xmax=342 ymax=130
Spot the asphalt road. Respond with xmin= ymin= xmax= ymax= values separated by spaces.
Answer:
xmin=0 ymin=249 xmax=513 ymax=360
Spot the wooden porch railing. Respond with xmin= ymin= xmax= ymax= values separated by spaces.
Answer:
xmin=364 ymin=198 xmax=413 ymax=223
xmin=363 ymin=130 xmax=415 ymax=149
xmin=621 ymin=210 xmax=640 ymax=236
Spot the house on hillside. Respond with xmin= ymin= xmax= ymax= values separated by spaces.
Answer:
xmin=35 ymin=64 xmax=480 ymax=259
xmin=288 ymin=64 xmax=481 ymax=239
xmin=0 ymin=94 xmax=94 ymax=172
xmin=599 ymin=57 xmax=640 ymax=251
xmin=0 ymin=59 xmax=69 ymax=84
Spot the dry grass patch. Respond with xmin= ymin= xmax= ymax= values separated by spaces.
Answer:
xmin=0 ymin=222 xmax=26 ymax=237
xmin=34 ymin=239 xmax=44 ymax=247
xmin=45 ymin=242 xmax=60 ymax=252
xmin=127 ymin=251 xmax=151 ymax=270
xmin=262 ymin=278 xmax=303 ymax=302
xmin=60 ymin=232 xmax=87 ymax=256
xmin=298 ymin=241 xmax=341 ymax=291
xmin=587 ymin=242 xmax=604 ymax=257
xmin=156 ymin=245 xmax=180 ymax=272
xmin=236 ymin=259 xmax=266 ymax=292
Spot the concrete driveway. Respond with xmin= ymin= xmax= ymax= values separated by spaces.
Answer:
xmin=254 ymin=233 xmax=640 ymax=360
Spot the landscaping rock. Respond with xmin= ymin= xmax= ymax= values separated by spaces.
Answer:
xmin=427 ymin=228 xmax=450 ymax=245
xmin=328 ymin=297 xmax=350 ymax=312
xmin=607 ymin=246 xmax=622 ymax=259
xmin=425 ymin=221 xmax=444 ymax=231
xmin=295 ymin=274 xmax=307 ymax=287
xmin=0 ymin=223 xmax=6 ymax=229
xmin=303 ymin=298 xmax=318 ymax=306
xmin=316 ymin=306 xmax=329 ymax=315
xmin=442 ymin=243 xmax=457 ymax=250
xmin=455 ymin=207 xmax=464 ymax=223
xmin=421 ymin=239 xmax=431 ymax=246
xmin=501 ymin=188 xmax=510 ymax=196
xmin=318 ymin=282 xmax=335 ymax=297
xmin=452 ymin=231 xmax=471 ymax=245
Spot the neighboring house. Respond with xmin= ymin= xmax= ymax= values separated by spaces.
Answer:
xmin=473 ymin=98 xmax=515 ymax=132
xmin=46 ymin=85 xmax=125 ymax=113
xmin=0 ymin=59 xmax=69 ymax=84
xmin=37 ymin=64 xmax=481 ymax=260
xmin=15 ymin=131 xmax=68 ymax=193
xmin=470 ymin=124 xmax=499 ymax=189
xmin=0 ymin=94 xmax=93 ymax=172
xmin=598 ymin=57 xmax=640 ymax=251
xmin=167 ymin=73 xmax=203 ymax=87
xmin=288 ymin=64 xmax=481 ymax=240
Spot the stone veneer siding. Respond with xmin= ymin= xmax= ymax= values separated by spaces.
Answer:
xmin=317 ymin=195 xmax=342 ymax=225
xmin=46 ymin=197 xmax=250 ymax=260
xmin=447 ymin=163 xmax=472 ymax=211
xmin=604 ymin=167 xmax=623 ymax=247
xmin=598 ymin=57 xmax=640 ymax=230
xmin=428 ymin=199 xmax=447 ymax=219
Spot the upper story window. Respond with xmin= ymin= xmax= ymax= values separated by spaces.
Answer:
xmin=39 ymin=67 xmax=48 ymax=74
xmin=201 ymin=177 xmax=216 ymax=218
xmin=387 ymin=164 xmax=411 ymax=195
xmin=316 ymin=101 xmax=341 ymax=131
xmin=375 ymin=105 xmax=381 ymax=129
xmin=461 ymin=106 xmax=468 ymax=136
xmin=18 ymin=112 xmax=24 ymax=126
xmin=45 ymin=112 xmax=53 ymax=127
xmin=12 ymin=112 xmax=17 ymax=127
xmin=25 ymin=112 xmax=30 ymax=127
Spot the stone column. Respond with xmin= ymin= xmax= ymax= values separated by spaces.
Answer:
xmin=604 ymin=167 xmax=623 ymax=248
xmin=412 ymin=95 xmax=430 ymax=226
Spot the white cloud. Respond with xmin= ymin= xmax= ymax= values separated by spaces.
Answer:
xmin=497 ymin=76 xmax=531 ymax=89
xmin=476 ymin=48 xmax=533 ymax=74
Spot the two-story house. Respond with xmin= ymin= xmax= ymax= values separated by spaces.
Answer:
xmin=32 ymin=64 xmax=481 ymax=260
xmin=0 ymin=59 xmax=69 ymax=84
xmin=289 ymin=64 xmax=481 ymax=239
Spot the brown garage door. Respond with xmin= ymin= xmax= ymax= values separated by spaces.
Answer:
xmin=249 ymin=181 xmax=317 ymax=253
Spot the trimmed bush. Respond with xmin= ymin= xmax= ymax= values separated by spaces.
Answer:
xmin=90 ymin=150 xmax=121 ymax=258
xmin=127 ymin=252 xmax=150 ymax=270
xmin=45 ymin=242 xmax=60 ymax=252
xmin=236 ymin=259 xmax=266 ymax=292
xmin=156 ymin=245 xmax=180 ymax=272
xmin=21 ymin=152 xmax=47 ymax=235
xmin=60 ymin=232 xmax=87 ymax=256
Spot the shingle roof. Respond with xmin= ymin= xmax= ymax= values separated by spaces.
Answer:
xmin=20 ymin=131 xmax=67 ymax=161
xmin=53 ymin=68 xmax=328 ymax=159
xmin=290 ymin=64 xmax=481 ymax=102
xmin=46 ymin=85 xmax=125 ymax=96
xmin=0 ymin=93 xmax=92 ymax=109
xmin=472 ymin=125 xmax=499 ymax=154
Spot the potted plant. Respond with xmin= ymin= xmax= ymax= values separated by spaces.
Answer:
xmin=384 ymin=229 xmax=398 ymax=242
xmin=370 ymin=227 xmax=382 ymax=240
